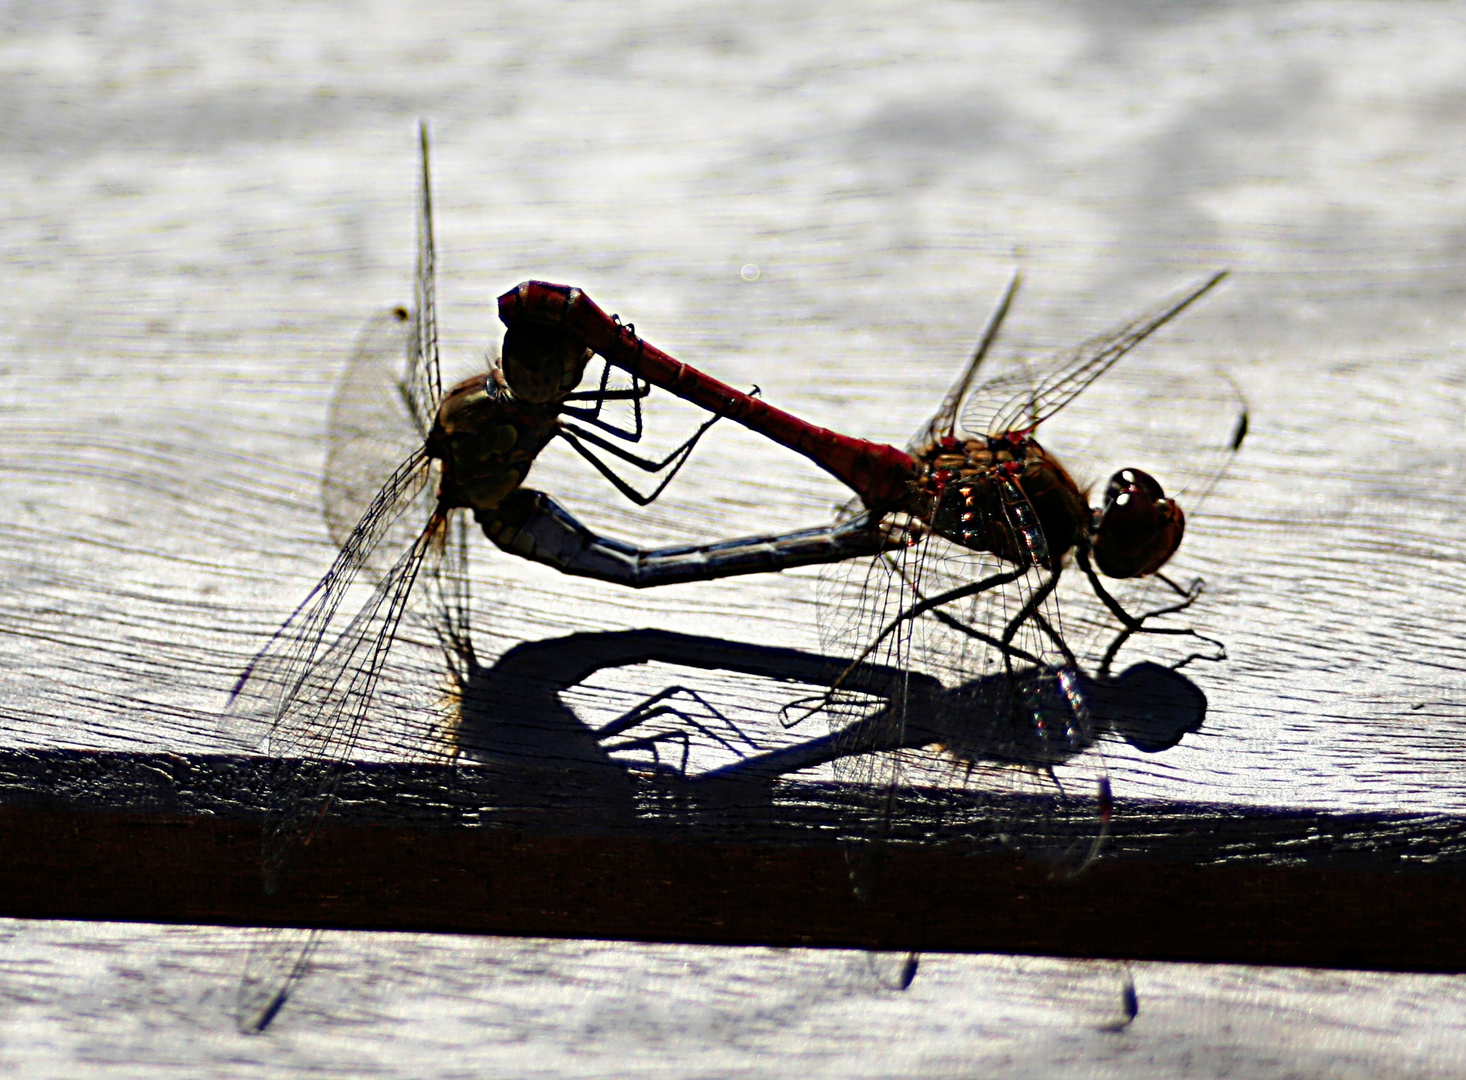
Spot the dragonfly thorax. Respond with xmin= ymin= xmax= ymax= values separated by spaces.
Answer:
xmin=919 ymin=434 xmax=1088 ymax=570
xmin=429 ymin=323 xmax=600 ymax=516
xmin=429 ymin=372 xmax=562 ymax=514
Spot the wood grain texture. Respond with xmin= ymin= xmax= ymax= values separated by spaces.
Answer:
xmin=4 ymin=0 xmax=1466 ymax=1075
xmin=3 ymin=750 xmax=1466 ymax=975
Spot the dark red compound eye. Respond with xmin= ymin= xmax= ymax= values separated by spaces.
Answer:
xmin=1091 ymin=468 xmax=1185 ymax=578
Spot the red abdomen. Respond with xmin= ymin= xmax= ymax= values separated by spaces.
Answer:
xmin=498 ymin=281 xmax=920 ymax=509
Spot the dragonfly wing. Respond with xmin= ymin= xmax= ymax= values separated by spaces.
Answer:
xmin=814 ymin=481 xmax=1112 ymax=913
xmin=905 ymin=271 xmax=1021 ymax=453
xmin=323 ymin=125 xmax=443 ymax=565
xmin=961 ymin=271 xmax=1228 ymax=438
xmin=323 ymin=309 xmax=435 ymax=559
xmin=413 ymin=506 xmax=475 ymax=721
xmin=816 ymin=520 xmax=1000 ymax=906
xmin=402 ymin=119 xmax=442 ymax=436
xmin=223 ymin=449 xmax=439 ymax=1030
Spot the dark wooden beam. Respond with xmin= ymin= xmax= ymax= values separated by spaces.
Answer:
xmin=2 ymin=749 xmax=1462 ymax=973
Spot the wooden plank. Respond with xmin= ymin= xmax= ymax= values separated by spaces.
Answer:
xmin=6 ymin=0 xmax=1466 ymax=1074
xmin=4 ymin=750 xmax=1464 ymax=973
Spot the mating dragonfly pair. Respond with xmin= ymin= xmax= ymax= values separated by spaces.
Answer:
xmin=226 ymin=124 xmax=1235 ymax=1031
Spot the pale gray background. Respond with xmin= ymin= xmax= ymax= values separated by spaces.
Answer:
xmin=3 ymin=1 xmax=1466 ymax=1076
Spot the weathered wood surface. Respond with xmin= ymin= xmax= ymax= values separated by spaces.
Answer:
xmin=5 ymin=749 xmax=1466 ymax=975
xmin=5 ymin=0 xmax=1466 ymax=1075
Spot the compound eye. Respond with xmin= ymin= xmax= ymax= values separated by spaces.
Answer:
xmin=1102 ymin=468 xmax=1164 ymax=509
xmin=1091 ymin=468 xmax=1184 ymax=578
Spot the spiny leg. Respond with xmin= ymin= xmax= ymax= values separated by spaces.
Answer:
xmin=560 ymin=355 xmax=654 ymax=439
xmin=557 ymin=401 xmax=728 ymax=506
xmin=1076 ymin=547 xmax=1224 ymax=679
xmin=998 ymin=570 xmax=1071 ymax=672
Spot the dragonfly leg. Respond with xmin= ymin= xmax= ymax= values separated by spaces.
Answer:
xmin=923 ymin=602 xmax=1045 ymax=668
xmin=1077 ymin=547 xmax=1225 ymax=679
xmin=998 ymin=570 xmax=1071 ymax=672
xmin=556 ymin=403 xmax=724 ymax=506
xmin=559 ymin=356 xmax=653 ymax=440
xmin=1155 ymin=570 xmax=1204 ymax=601
xmin=1029 ymin=608 xmax=1075 ymax=663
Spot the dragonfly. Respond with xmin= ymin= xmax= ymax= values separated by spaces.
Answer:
xmin=226 ymin=125 xmax=744 ymax=1032
xmin=487 ymin=271 xmax=1236 ymax=1019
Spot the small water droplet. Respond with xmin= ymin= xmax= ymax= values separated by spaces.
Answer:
xmin=740 ymin=264 xmax=761 ymax=282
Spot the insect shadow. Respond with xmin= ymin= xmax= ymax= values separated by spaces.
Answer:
xmin=237 ymin=626 xmax=1203 ymax=1032
xmin=451 ymin=626 xmax=1206 ymax=800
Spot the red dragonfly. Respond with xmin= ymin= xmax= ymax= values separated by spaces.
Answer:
xmin=491 ymin=271 xmax=1225 ymax=648
xmin=491 ymin=272 xmax=1233 ymax=1020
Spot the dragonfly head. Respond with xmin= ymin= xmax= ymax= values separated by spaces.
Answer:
xmin=1089 ymin=468 xmax=1184 ymax=578
xmin=500 ymin=322 xmax=593 ymax=404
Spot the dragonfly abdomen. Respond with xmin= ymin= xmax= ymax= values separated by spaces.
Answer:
xmin=498 ymin=280 xmax=922 ymax=509
xmin=479 ymin=489 xmax=900 ymax=588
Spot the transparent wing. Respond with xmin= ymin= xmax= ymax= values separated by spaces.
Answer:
xmin=906 ymin=271 xmax=1021 ymax=453
xmin=323 ymin=309 xmax=430 ymax=557
xmin=814 ymin=487 xmax=1110 ymax=909
xmin=959 ymin=271 xmax=1227 ymax=439
xmin=235 ymin=514 xmax=470 ymax=1035
xmin=231 ymin=512 xmax=458 ymax=1037
xmin=403 ymin=120 xmax=442 ymax=436
xmin=396 ymin=125 xmax=469 ymax=717
xmin=224 ymin=448 xmax=437 ymax=1031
